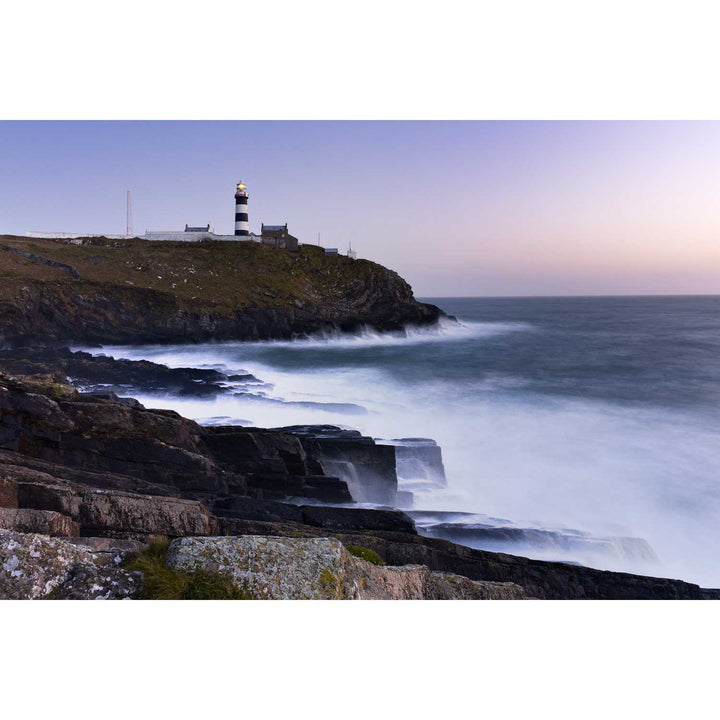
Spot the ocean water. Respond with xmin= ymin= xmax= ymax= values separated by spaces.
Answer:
xmin=87 ymin=296 xmax=720 ymax=587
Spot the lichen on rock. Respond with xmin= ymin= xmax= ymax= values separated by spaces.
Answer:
xmin=0 ymin=530 xmax=141 ymax=599
xmin=166 ymin=535 xmax=527 ymax=600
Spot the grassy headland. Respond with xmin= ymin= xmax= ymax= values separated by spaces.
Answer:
xmin=0 ymin=235 xmax=442 ymax=344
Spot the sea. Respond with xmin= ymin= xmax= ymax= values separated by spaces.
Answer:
xmin=83 ymin=296 xmax=720 ymax=588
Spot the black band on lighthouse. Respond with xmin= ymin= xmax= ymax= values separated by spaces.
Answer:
xmin=235 ymin=213 xmax=248 ymax=222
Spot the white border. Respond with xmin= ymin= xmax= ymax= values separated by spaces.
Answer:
xmin=3 ymin=1 xmax=720 ymax=120
xmin=2 ymin=1 xmax=719 ymax=714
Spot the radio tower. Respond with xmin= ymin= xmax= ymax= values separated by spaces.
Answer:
xmin=126 ymin=190 xmax=133 ymax=237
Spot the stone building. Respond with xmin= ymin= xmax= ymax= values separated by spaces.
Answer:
xmin=260 ymin=223 xmax=299 ymax=251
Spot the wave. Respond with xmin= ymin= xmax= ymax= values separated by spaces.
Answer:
xmin=73 ymin=313 xmax=720 ymax=587
xmin=74 ymin=319 xmax=533 ymax=371
xmin=249 ymin=317 xmax=534 ymax=349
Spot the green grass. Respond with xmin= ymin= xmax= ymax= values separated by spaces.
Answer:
xmin=345 ymin=545 xmax=385 ymax=566
xmin=0 ymin=235 xmax=390 ymax=311
xmin=123 ymin=538 xmax=252 ymax=600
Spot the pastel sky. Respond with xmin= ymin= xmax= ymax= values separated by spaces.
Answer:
xmin=1 ymin=121 xmax=720 ymax=296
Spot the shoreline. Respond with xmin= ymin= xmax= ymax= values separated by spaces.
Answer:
xmin=1 ymin=345 xmax=717 ymax=599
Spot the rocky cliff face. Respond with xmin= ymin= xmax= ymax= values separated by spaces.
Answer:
xmin=1 ymin=369 xmax=718 ymax=600
xmin=0 ymin=236 xmax=444 ymax=344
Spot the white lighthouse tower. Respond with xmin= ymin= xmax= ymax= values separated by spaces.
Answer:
xmin=234 ymin=181 xmax=249 ymax=236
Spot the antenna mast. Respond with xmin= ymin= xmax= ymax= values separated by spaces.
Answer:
xmin=126 ymin=190 xmax=133 ymax=237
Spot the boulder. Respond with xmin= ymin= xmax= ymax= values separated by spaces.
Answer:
xmin=0 ymin=530 xmax=137 ymax=599
xmin=167 ymin=536 xmax=352 ymax=599
xmin=165 ymin=535 xmax=525 ymax=600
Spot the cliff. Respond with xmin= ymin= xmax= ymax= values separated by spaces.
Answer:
xmin=0 ymin=235 xmax=443 ymax=345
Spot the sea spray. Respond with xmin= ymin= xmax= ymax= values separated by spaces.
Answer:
xmin=80 ymin=296 xmax=720 ymax=587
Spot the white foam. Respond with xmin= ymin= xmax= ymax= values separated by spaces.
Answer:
xmin=77 ymin=323 xmax=720 ymax=587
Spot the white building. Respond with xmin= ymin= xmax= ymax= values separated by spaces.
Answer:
xmin=143 ymin=226 xmax=261 ymax=242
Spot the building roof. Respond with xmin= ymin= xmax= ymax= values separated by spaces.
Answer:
xmin=262 ymin=225 xmax=286 ymax=231
xmin=185 ymin=224 xmax=210 ymax=232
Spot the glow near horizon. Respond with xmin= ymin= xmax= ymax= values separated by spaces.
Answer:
xmin=1 ymin=120 xmax=720 ymax=296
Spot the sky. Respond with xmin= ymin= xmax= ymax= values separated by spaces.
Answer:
xmin=1 ymin=120 xmax=720 ymax=296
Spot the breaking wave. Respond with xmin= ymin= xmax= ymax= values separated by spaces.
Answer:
xmin=77 ymin=297 xmax=720 ymax=587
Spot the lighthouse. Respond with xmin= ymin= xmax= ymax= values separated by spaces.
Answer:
xmin=234 ymin=181 xmax=249 ymax=236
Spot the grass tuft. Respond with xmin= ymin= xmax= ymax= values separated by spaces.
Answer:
xmin=345 ymin=545 xmax=385 ymax=566
xmin=124 ymin=538 xmax=252 ymax=600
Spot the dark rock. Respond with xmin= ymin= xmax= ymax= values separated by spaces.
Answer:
xmin=15 ymin=476 xmax=83 ymax=518
xmin=390 ymin=438 xmax=447 ymax=489
xmin=1 ymin=451 xmax=184 ymax=498
xmin=212 ymin=496 xmax=305 ymax=524
xmin=0 ymin=476 xmax=18 ymax=508
xmin=204 ymin=426 xmax=309 ymax=475
xmin=300 ymin=476 xmax=353 ymax=504
xmin=0 ymin=375 xmax=228 ymax=494
xmin=215 ymin=516 xmax=324 ymax=538
xmin=416 ymin=517 xmax=659 ymax=567
xmin=273 ymin=425 xmax=368 ymax=442
xmin=300 ymin=505 xmax=417 ymax=534
xmin=277 ymin=425 xmax=398 ymax=505
xmin=0 ymin=346 xmax=257 ymax=398
xmin=81 ymin=391 xmax=145 ymax=408
xmin=78 ymin=489 xmax=216 ymax=538
xmin=328 ymin=532 xmax=705 ymax=600
xmin=202 ymin=426 xmax=353 ymax=502
xmin=1 ymin=371 xmax=716 ymax=600
xmin=11 ymin=470 xmax=215 ymax=539
xmin=0 ymin=508 xmax=79 ymax=537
